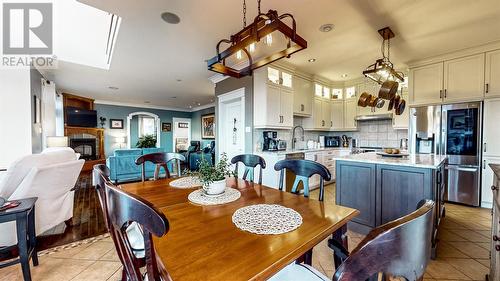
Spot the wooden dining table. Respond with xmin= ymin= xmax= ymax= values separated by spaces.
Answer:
xmin=121 ymin=177 xmax=359 ymax=281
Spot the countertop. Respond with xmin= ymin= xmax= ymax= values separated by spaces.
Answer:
xmin=490 ymin=164 xmax=500 ymax=178
xmin=334 ymin=152 xmax=448 ymax=169
xmin=256 ymin=147 xmax=352 ymax=156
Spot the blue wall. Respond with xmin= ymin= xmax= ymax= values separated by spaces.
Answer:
xmin=191 ymin=107 xmax=216 ymax=149
xmin=95 ymin=104 xmax=192 ymax=157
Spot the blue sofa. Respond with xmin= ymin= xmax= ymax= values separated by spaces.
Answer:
xmin=107 ymin=148 xmax=165 ymax=183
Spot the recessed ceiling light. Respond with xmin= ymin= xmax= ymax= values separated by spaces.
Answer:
xmin=108 ymin=86 xmax=119 ymax=90
xmin=176 ymin=79 xmax=182 ymax=82
xmin=341 ymin=74 xmax=348 ymax=78
xmin=188 ymin=105 xmax=192 ymax=108
xmin=144 ymin=101 xmax=151 ymax=104
xmin=319 ymin=23 xmax=334 ymax=33
xmin=171 ymin=96 xmax=177 ymax=99
xmin=210 ymin=99 xmax=214 ymax=102
xmin=161 ymin=12 xmax=180 ymax=24
xmin=197 ymin=102 xmax=201 ymax=106
xmin=308 ymin=58 xmax=316 ymax=63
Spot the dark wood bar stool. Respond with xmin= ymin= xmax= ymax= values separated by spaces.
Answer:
xmin=231 ymin=154 xmax=266 ymax=184
xmin=274 ymin=159 xmax=331 ymax=201
xmin=105 ymin=181 xmax=172 ymax=281
xmin=0 ymin=198 xmax=38 ymax=281
xmin=135 ymin=152 xmax=185 ymax=182
xmin=330 ymin=200 xmax=435 ymax=280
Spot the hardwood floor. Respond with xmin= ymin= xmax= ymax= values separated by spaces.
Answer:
xmin=36 ymin=171 xmax=108 ymax=251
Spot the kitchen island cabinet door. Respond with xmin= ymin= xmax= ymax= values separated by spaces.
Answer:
xmin=377 ymin=164 xmax=433 ymax=225
xmin=336 ymin=161 xmax=376 ymax=227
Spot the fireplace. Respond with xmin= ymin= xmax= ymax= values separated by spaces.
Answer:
xmin=70 ymin=138 xmax=97 ymax=160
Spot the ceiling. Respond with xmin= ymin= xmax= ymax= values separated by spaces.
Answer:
xmin=40 ymin=0 xmax=500 ymax=109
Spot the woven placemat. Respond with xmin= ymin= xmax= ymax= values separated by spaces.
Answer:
xmin=188 ymin=187 xmax=241 ymax=205
xmin=232 ymin=204 xmax=303 ymax=235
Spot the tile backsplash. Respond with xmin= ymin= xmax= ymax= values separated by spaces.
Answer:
xmin=253 ymin=118 xmax=408 ymax=151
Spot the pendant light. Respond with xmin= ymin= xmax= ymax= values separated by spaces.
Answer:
xmin=362 ymin=27 xmax=404 ymax=84
xmin=207 ymin=0 xmax=307 ymax=78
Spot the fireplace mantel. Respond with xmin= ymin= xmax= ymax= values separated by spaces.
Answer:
xmin=65 ymin=126 xmax=105 ymax=171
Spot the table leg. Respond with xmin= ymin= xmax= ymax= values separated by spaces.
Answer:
xmin=28 ymin=208 xmax=38 ymax=266
xmin=332 ymin=224 xmax=348 ymax=269
xmin=16 ymin=215 xmax=32 ymax=281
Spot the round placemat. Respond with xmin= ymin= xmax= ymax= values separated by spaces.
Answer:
xmin=169 ymin=176 xmax=202 ymax=189
xmin=232 ymin=204 xmax=303 ymax=235
xmin=188 ymin=187 xmax=241 ymax=205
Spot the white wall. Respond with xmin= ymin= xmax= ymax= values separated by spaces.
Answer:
xmin=0 ymin=68 xmax=32 ymax=169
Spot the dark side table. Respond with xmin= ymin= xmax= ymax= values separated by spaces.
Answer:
xmin=0 ymin=197 xmax=38 ymax=281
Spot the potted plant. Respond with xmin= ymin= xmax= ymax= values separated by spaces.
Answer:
xmin=136 ymin=134 xmax=157 ymax=148
xmin=193 ymin=153 xmax=234 ymax=195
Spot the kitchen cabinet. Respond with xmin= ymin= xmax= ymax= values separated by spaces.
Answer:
xmin=409 ymin=62 xmax=444 ymax=105
xmin=409 ymin=53 xmax=485 ymax=105
xmin=443 ymin=53 xmax=485 ymax=102
xmin=321 ymin=100 xmax=331 ymax=128
xmin=330 ymin=100 xmax=344 ymax=130
xmin=486 ymin=49 xmax=500 ymax=98
xmin=293 ymin=76 xmax=313 ymax=116
xmin=481 ymin=157 xmax=500 ymax=207
xmin=303 ymin=98 xmax=330 ymax=130
xmin=305 ymin=152 xmax=322 ymax=187
xmin=343 ymin=98 xmax=358 ymax=130
xmin=483 ymin=99 xmax=500 ymax=157
xmin=253 ymin=67 xmax=294 ymax=129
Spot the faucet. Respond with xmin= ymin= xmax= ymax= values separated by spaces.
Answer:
xmin=291 ymin=125 xmax=305 ymax=150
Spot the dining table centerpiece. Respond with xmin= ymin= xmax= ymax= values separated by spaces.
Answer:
xmin=192 ymin=153 xmax=234 ymax=195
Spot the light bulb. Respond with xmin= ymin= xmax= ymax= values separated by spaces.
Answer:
xmin=249 ymin=43 xmax=255 ymax=52
xmin=265 ymin=34 xmax=273 ymax=46
xmin=236 ymin=50 xmax=242 ymax=60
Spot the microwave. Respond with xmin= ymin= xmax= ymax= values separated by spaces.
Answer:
xmin=324 ymin=136 xmax=341 ymax=147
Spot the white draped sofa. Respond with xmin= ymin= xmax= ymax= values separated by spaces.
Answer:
xmin=0 ymin=148 xmax=84 ymax=247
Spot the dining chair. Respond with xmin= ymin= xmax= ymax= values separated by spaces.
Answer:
xmin=230 ymin=154 xmax=267 ymax=184
xmin=93 ymin=165 xmax=146 ymax=280
xmin=270 ymin=200 xmax=435 ymax=281
xmin=274 ymin=159 xmax=331 ymax=201
xmin=105 ymin=181 xmax=172 ymax=281
xmin=135 ymin=152 xmax=186 ymax=182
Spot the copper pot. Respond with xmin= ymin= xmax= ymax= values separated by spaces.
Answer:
xmin=379 ymin=80 xmax=399 ymax=100
xmin=368 ymin=95 xmax=378 ymax=107
xmin=375 ymin=98 xmax=385 ymax=108
xmin=395 ymin=99 xmax=406 ymax=115
xmin=357 ymin=92 xmax=370 ymax=107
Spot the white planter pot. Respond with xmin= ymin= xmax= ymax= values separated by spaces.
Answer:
xmin=203 ymin=179 xmax=226 ymax=195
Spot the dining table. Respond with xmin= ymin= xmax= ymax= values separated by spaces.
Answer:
xmin=121 ymin=177 xmax=359 ymax=281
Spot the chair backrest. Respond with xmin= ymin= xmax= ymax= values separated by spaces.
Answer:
xmin=273 ymin=159 xmax=331 ymax=201
xmin=105 ymin=181 xmax=171 ymax=281
xmin=92 ymin=164 xmax=111 ymax=229
xmin=231 ymin=154 xmax=266 ymax=184
xmin=188 ymin=141 xmax=200 ymax=152
xmin=334 ymin=200 xmax=435 ymax=281
xmin=135 ymin=152 xmax=185 ymax=181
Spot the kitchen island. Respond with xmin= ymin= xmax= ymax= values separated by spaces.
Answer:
xmin=334 ymin=152 xmax=447 ymax=257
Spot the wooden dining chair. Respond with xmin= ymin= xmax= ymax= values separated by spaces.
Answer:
xmin=330 ymin=199 xmax=435 ymax=281
xmin=270 ymin=200 xmax=435 ymax=281
xmin=230 ymin=154 xmax=266 ymax=184
xmin=274 ymin=159 xmax=331 ymax=201
xmin=135 ymin=152 xmax=186 ymax=182
xmin=105 ymin=181 xmax=172 ymax=281
xmin=92 ymin=164 xmax=111 ymax=229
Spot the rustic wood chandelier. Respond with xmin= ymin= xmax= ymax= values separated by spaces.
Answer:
xmin=207 ymin=0 xmax=307 ymax=78
xmin=363 ymin=27 xmax=404 ymax=84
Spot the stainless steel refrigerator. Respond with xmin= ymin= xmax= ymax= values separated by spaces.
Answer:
xmin=409 ymin=102 xmax=482 ymax=206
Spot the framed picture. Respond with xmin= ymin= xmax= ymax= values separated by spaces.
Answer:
xmin=34 ymin=95 xmax=41 ymax=124
xmin=178 ymin=122 xmax=189 ymax=129
xmin=162 ymin=122 xmax=172 ymax=132
xmin=201 ymin=113 xmax=215 ymax=139
xmin=110 ymin=119 xmax=124 ymax=129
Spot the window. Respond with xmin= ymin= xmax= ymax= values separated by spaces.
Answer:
xmin=345 ymin=86 xmax=356 ymax=99
xmin=139 ymin=116 xmax=156 ymax=137
xmin=323 ymin=86 xmax=330 ymax=98
xmin=315 ymin=83 xmax=323 ymax=97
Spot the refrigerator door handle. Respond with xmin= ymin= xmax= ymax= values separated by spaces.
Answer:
xmin=446 ymin=165 xmax=479 ymax=172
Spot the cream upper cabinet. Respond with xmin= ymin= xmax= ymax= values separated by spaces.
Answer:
xmin=443 ymin=53 xmax=485 ymax=102
xmin=330 ymin=100 xmax=344 ymax=131
xmin=303 ymin=98 xmax=330 ymax=130
xmin=253 ymin=67 xmax=294 ymax=129
xmin=409 ymin=62 xmax=444 ymax=105
xmin=486 ymin=49 xmax=500 ymax=98
xmin=280 ymin=88 xmax=294 ymax=127
xmin=321 ymin=100 xmax=331 ymax=128
xmin=343 ymin=98 xmax=357 ymax=130
xmin=293 ymin=76 xmax=312 ymax=116
xmin=483 ymin=99 xmax=500 ymax=157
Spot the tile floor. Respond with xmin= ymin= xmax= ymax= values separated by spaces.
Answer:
xmin=0 ymin=185 xmax=492 ymax=281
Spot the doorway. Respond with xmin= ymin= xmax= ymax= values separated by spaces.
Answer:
xmin=217 ymin=88 xmax=245 ymax=165
xmin=172 ymin=118 xmax=191 ymax=152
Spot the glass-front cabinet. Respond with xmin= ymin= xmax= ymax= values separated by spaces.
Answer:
xmin=267 ymin=67 xmax=293 ymax=88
